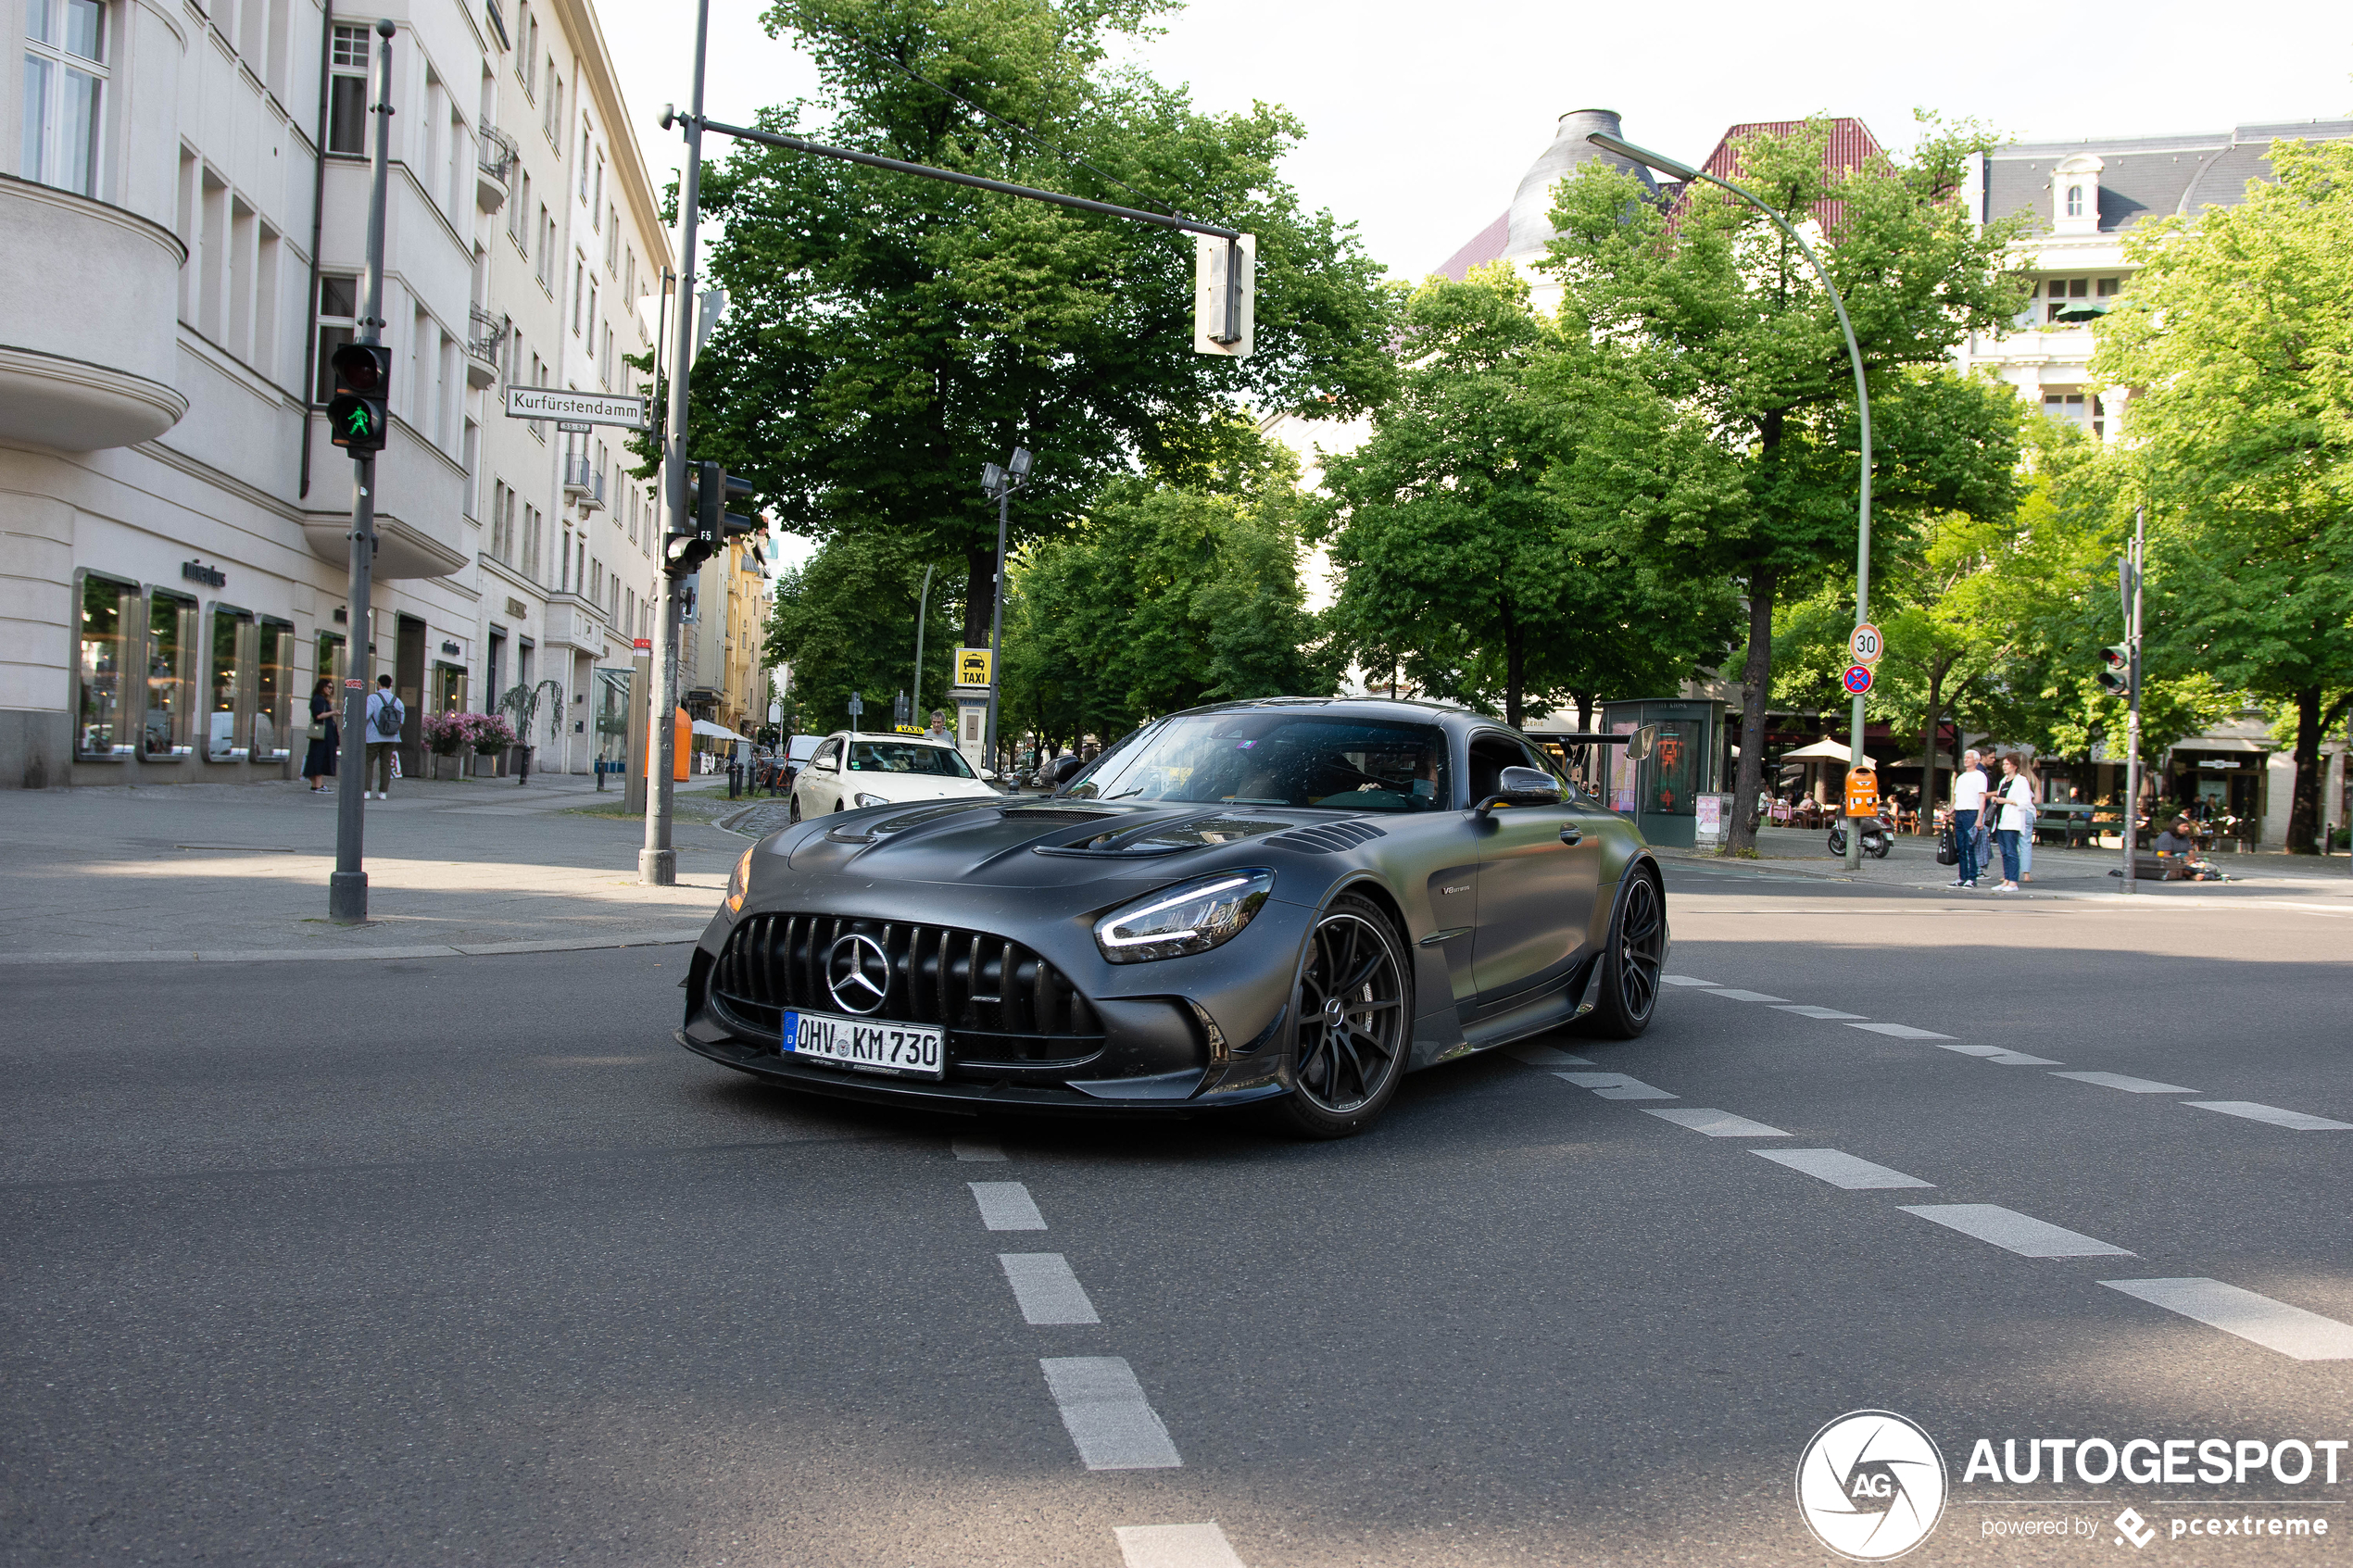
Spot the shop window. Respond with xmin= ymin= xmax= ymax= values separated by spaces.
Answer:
xmin=21 ymin=0 xmax=107 ymax=197
xmin=316 ymin=629 xmax=346 ymax=693
xmin=75 ymin=571 xmax=139 ymax=759
xmin=256 ymin=618 xmax=296 ymax=759
xmin=206 ymin=604 xmax=255 ymax=761
xmin=144 ymin=591 xmax=198 ymax=759
xmin=433 ymin=661 xmax=465 ymax=713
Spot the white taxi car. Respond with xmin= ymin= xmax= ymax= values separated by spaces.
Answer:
xmin=787 ymin=731 xmax=1000 ymax=821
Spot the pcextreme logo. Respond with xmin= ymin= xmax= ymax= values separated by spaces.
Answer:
xmin=1797 ymin=1410 xmax=1950 ymax=1561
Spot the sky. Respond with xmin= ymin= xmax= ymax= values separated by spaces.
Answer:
xmin=592 ymin=0 xmax=2353 ymax=574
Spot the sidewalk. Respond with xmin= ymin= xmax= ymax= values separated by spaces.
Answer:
xmin=1662 ymin=823 xmax=2353 ymax=907
xmin=0 ymin=772 xmax=752 ymax=964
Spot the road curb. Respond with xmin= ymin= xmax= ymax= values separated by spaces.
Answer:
xmin=0 ymin=927 xmax=711 ymax=967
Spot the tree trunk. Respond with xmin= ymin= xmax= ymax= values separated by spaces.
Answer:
xmin=1500 ymin=592 xmax=1525 ymax=729
xmin=963 ymin=540 xmax=995 ymax=652
xmin=1921 ymin=660 xmax=1944 ymax=809
xmin=1724 ymin=564 xmax=1779 ymax=855
xmin=2286 ymin=683 xmax=2323 ymax=854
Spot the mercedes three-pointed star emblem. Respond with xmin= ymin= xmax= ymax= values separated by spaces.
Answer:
xmin=825 ymin=933 xmax=891 ymax=1014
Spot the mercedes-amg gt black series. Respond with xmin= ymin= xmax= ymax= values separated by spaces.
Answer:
xmin=676 ymin=698 xmax=1667 ymax=1137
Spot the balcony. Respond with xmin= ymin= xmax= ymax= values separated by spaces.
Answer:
xmin=0 ymin=175 xmax=188 ymax=449
xmin=477 ymin=126 xmax=519 ymax=214
xmin=562 ymin=453 xmax=606 ymax=510
xmin=466 ymin=305 xmax=504 ymax=389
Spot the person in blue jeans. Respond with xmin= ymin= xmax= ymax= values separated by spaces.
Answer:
xmin=1950 ymin=748 xmax=1987 ymax=887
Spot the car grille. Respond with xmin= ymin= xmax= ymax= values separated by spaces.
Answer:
xmin=711 ymin=912 xmax=1105 ymax=1067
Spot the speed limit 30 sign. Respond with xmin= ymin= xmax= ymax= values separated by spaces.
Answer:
xmin=1849 ymin=622 xmax=1884 ymax=664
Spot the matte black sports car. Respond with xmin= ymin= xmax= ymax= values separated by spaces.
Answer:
xmin=676 ymin=698 xmax=1667 ymax=1137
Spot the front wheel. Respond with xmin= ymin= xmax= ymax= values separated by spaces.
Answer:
xmin=1578 ymin=869 xmax=1665 ymax=1040
xmin=1271 ymin=894 xmax=1413 ymax=1139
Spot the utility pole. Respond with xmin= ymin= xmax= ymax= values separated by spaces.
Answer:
xmin=980 ymin=449 xmax=1030 ymax=775
xmin=911 ymin=562 xmax=934 ymax=730
xmin=2120 ymin=506 xmax=2145 ymax=895
xmin=640 ymin=0 xmax=711 ymax=887
xmin=328 ymin=18 xmax=395 ymax=924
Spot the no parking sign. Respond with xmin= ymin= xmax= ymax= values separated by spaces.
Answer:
xmin=1843 ymin=664 xmax=1874 ymax=696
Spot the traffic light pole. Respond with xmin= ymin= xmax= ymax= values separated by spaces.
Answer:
xmin=640 ymin=0 xmax=711 ymax=887
xmin=329 ymin=18 xmax=394 ymax=925
xmin=2120 ymin=506 xmax=2145 ymax=896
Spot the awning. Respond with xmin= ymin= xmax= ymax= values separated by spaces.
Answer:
xmin=2171 ymin=736 xmax=2268 ymax=754
xmin=1892 ymin=755 xmax=1957 ymax=771
xmin=1778 ymin=736 xmax=1876 ymax=766
xmin=690 ymin=720 xmax=748 ymax=742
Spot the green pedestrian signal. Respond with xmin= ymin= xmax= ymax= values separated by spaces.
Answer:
xmin=326 ymin=342 xmax=391 ymax=454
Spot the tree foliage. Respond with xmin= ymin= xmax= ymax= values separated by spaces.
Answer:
xmin=686 ymin=0 xmax=1395 ymax=650
xmin=763 ymin=533 xmax=965 ymax=736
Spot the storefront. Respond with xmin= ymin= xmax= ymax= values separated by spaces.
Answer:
xmin=2166 ymin=740 xmax=2269 ymax=843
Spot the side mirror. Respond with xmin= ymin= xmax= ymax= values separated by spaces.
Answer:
xmin=1051 ymin=754 xmax=1085 ymax=785
xmin=1625 ymin=724 xmax=1658 ymax=764
xmin=1475 ymin=764 xmax=1565 ymax=818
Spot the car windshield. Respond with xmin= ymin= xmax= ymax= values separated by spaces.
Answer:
xmin=845 ymin=741 xmax=974 ymax=778
xmin=1066 ymin=712 xmax=1450 ymax=812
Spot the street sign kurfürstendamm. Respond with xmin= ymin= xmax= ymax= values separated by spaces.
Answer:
xmin=503 ymin=385 xmax=650 ymax=430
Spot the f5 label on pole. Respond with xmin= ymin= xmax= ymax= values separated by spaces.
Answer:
xmin=1193 ymin=233 xmax=1255 ymax=358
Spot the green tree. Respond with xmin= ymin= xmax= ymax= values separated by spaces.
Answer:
xmin=687 ymin=0 xmax=1395 ymax=651
xmin=1310 ymin=267 xmax=1737 ymax=728
xmin=2093 ymin=134 xmax=2353 ymax=851
xmin=763 ymin=533 xmax=964 ymax=735
xmin=1543 ymin=117 xmax=2027 ymax=851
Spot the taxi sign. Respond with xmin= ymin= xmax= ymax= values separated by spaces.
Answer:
xmin=1849 ymin=622 xmax=1883 ymax=664
xmin=894 ymin=724 xmax=925 ymax=735
xmin=1842 ymin=664 xmax=1874 ymax=696
xmin=954 ymin=647 xmax=993 ymax=689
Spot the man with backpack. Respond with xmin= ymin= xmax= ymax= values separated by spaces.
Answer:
xmin=365 ymin=674 xmax=405 ymax=800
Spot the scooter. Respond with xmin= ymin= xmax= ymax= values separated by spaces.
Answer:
xmin=1827 ymin=812 xmax=1894 ymax=859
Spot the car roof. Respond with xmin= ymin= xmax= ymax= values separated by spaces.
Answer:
xmin=835 ymin=731 xmax=958 ymax=745
xmin=1155 ymin=696 xmax=1502 ymax=734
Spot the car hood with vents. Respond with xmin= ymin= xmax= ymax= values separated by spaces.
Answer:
xmin=779 ymin=798 xmax=1391 ymax=890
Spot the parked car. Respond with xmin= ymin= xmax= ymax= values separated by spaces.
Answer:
xmin=787 ymin=731 xmax=1000 ymax=822
xmin=678 ymin=698 xmax=1668 ymax=1138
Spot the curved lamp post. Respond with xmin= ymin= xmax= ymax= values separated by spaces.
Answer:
xmin=1587 ymin=132 xmax=1874 ymax=869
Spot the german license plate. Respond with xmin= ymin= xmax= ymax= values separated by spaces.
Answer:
xmin=782 ymin=1009 xmax=945 ymax=1080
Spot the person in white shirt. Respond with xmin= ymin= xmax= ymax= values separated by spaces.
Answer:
xmin=1990 ymin=753 xmax=2035 ymax=891
xmin=1949 ymin=749 xmax=1987 ymax=887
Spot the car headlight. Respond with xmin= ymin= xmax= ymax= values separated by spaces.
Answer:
xmin=724 ymin=846 xmax=754 ymax=913
xmin=853 ymin=791 xmax=890 ymax=809
xmin=1093 ymin=869 xmax=1274 ymax=964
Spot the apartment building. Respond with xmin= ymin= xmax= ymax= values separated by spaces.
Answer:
xmin=0 ymin=0 xmax=672 ymax=788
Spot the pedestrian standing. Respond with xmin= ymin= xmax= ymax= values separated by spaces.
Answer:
xmin=301 ymin=678 xmax=338 ymax=791
xmin=2016 ymin=755 xmax=2043 ymax=883
xmin=364 ymin=674 xmax=404 ymax=801
xmin=1950 ymin=748 xmax=1987 ymax=888
xmin=1991 ymin=753 xmax=2033 ymax=892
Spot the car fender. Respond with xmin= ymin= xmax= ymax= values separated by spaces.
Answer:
xmin=1302 ymin=868 xmax=1467 ymax=1075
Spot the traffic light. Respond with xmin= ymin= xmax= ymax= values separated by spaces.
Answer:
xmin=2098 ymin=644 xmax=2130 ymax=696
xmin=326 ymin=343 xmax=391 ymax=453
xmin=667 ymin=461 xmax=757 ymax=577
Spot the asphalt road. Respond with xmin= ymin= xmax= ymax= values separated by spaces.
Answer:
xmin=5 ymin=867 xmax=2349 ymax=1566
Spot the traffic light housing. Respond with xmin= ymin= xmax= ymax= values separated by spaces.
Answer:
xmin=2098 ymin=644 xmax=2130 ymax=696
xmin=326 ymin=343 xmax=391 ymax=453
xmin=668 ymin=461 xmax=757 ymax=576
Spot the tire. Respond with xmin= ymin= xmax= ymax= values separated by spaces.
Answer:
xmin=1579 ymin=868 xmax=1665 ymax=1040
xmin=1270 ymin=893 xmax=1414 ymax=1139
xmin=788 ymin=795 xmax=802 ymax=824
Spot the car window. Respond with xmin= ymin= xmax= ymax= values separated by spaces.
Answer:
xmin=1066 ymin=713 xmax=1450 ymax=812
xmin=845 ymin=741 xmax=975 ymax=778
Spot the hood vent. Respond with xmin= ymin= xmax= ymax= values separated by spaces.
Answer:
xmin=1263 ymin=820 xmax=1389 ymax=854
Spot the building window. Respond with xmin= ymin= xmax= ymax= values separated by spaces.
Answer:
xmin=519 ymin=4 xmax=535 ymax=97
xmin=314 ymin=275 xmax=358 ymax=403
xmin=523 ymin=504 xmax=543 ymax=582
xmin=605 ymin=209 xmax=618 ymax=272
xmin=586 ymin=280 xmax=598 ymax=345
xmin=328 ymin=24 xmax=370 ymax=155
xmin=144 ymin=590 xmax=198 ymax=759
xmin=23 ymin=0 xmax=107 ymax=196
xmin=315 ymin=630 xmax=346 ymax=696
xmin=2043 ymin=392 xmax=2106 ymax=440
xmin=207 ymin=604 xmax=254 ymax=761
xmin=75 ymin=571 xmax=138 ymax=759
xmin=572 ymin=259 xmax=584 ymax=333
xmin=256 ymin=618 xmax=296 ymax=759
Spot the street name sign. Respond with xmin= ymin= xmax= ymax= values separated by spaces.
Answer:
xmin=1843 ymin=664 xmax=1874 ymax=696
xmin=503 ymin=385 xmax=650 ymax=430
xmin=1849 ymin=622 xmax=1883 ymax=664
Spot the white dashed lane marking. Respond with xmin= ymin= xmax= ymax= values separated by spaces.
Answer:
xmin=2101 ymin=1279 xmax=2353 ymax=1361
xmin=2185 ymin=1101 xmax=2353 ymax=1132
xmin=953 ymin=1139 xmax=1009 ymax=1161
xmin=1705 ymin=988 xmax=1792 ymax=1003
xmin=1040 ymin=1357 xmax=1182 ymax=1470
xmin=1846 ymin=1022 xmax=1954 ymax=1040
xmin=1645 ymin=1108 xmax=1791 ymax=1137
xmin=1659 ymin=974 xmax=1718 ymax=987
xmin=1115 ymin=1522 xmax=1247 ymax=1568
xmin=969 ymin=1181 xmax=1048 ymax=1231
xmin=1755 ymin=1148 xmax=1933 ymax=1189
xmin=1505 ymin=1043 xmax=1595 ymax=1067
xmin=1774 ymin=1003 xmax=1868 ymax=1020
xmin=1556 ymin=1071 xmax=1677 ymax=1101
xmin=2051 ymin=1071 xmax=2197 ymax=1095
xmin=1901 ymin=1203 xmax=2133 ymax=1258
xmin=998 ymin=1253 xmax=1101 ymax=1325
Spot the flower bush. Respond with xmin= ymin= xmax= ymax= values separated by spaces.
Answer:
xmin=461 ymin=712 xmax=516 ymax=755
xmin=420 ymin=710 xmax=470 ymax=756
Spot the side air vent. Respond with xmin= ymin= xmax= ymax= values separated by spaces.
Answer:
xmin=1263 ymin=820 xmax=1389 ymax=854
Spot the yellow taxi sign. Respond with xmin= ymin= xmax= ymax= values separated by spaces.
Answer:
xmin=893 ymin=724 xmax=924 ymax=735
xmin=955 ymin=647 xmax=993 ymax=689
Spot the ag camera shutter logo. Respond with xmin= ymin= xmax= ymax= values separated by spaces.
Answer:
xmin=1796 ymin=1410 xmax=1948 ymax=1560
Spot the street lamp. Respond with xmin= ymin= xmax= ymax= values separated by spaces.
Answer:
xmin=981 ymin=445 xmax=1031 ymax=777
xmin=1587 ymin=132 xmax=1875 ymax=869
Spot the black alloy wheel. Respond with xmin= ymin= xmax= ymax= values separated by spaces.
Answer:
xmin=1275 ymin=894 xmax=1411 ymax=1138
xmin=1580 ymin=869 xmax=1664 ymax=1039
